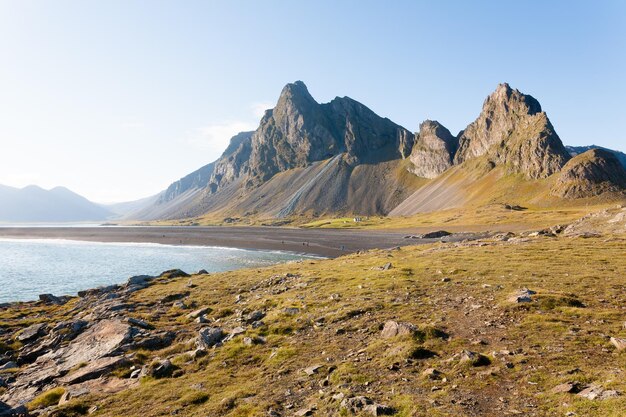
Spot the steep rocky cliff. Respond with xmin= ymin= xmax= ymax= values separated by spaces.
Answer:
xmin=409 ymin=120 xmax=458 ymax=178
xmin=207 ymin=81 xmax=414 ymax=193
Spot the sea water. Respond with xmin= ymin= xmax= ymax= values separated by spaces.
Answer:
xmin=0 ymin=238 xmax=316 ymax=303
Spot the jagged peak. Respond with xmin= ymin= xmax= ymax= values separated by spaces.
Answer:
xmin=419 ymin=119 xmax=449 ymax=132
xmin=277 ymin=80 xmax=315 ymax=104
xmin=484 ymin=83 xmax=542 ymax=116
xmin=495 ymin=82 xmax=512 ymax=93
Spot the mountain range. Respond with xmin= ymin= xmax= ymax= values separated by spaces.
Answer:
xmin=0 ymin=185 xmax=113 ymax=223
xmin=3 ymin=82 xmax=623 ymax=224
xmin=130 ymin=81 xmax=625 ymax=222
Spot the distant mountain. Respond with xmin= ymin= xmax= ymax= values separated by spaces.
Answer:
xmin=103 ymin=193 xmax=160 ymax=218
xmin=0 ymin=185 xmax=113 ymax=223
xmin=131 ymin=81 xmax=626 ymax=222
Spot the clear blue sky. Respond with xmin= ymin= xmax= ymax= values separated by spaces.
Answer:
xmin=0 ymin=0 xmax=624 ymax=202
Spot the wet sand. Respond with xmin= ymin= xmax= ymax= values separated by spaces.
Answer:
xmin=0 ymin=226 xmax=480 ymax=257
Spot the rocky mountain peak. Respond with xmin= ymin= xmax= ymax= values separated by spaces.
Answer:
xmin=454 ymin=83 xmax=569 ymax=178
xmin=489 ymin=83 xmax=542 ymax=115
xmin=206 ymin=81 xmax=414 ymax=190
xmin=551 ymin=148 xmax=626 ymax=198
xmin=409 ymin=120 xmax=458 ymax=178
xmin=270 ymin=81 xmax=318 ymax=121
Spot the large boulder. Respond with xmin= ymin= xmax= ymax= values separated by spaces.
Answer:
xmin=380 ymin=321 xmax=417 ymax=339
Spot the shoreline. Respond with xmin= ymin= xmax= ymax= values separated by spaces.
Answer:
xmin=0 ymin=226 xmax=482 ymax=258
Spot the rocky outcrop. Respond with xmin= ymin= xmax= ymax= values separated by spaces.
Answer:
xmin=551 ymin=149 xmax=626 ymax=198
xmin=409 ymin=120 xmax=458 ymax=178
xmin=454 ymin=83 xmax=571 ymax=178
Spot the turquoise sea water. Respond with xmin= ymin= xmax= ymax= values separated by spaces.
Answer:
xmin=0 ymin=238 xmax=315 ymax=303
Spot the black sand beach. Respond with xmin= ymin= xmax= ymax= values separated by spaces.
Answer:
xmin=0 ymin=226 xmax=478 ymax=257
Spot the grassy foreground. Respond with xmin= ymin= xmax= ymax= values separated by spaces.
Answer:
xmin=2 ymin=233 xmax=626 ymax=417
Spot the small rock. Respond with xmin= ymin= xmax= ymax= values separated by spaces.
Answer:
xmin=58 ymin=387 xmax=90 ymax=405
xmin=380 ymin=320 xmax=417 ymax=338
xmin=577 ymin=384 xmax=620 ymax=400
xmin=283 ymin=307 xmax=300 ymax=316
xmin=187 ymin=307 xmax=210 ymax=319
xmin=38 ymin=293 xmax=65 ymax=305
xmin=294 ymin=407 xmax=315 ymax=416
xmin=224 ymin=326 xmax=246 ymax=341
xmin=419 ymin=230 xmax=451 ymax=239
xmin=196 ymin=327 xmax=224 ymax=349
xmin=508 ymin=288 xmax=536 ymax=303
xmin=551 ymin=382 xmax=581 ymax=394
xmin=126 ymin=317 xmax=154 ymax=330
xmin=422 ymin=368 xmax=442 ymax=380
xmin=159 ymin=269 xmax=190 ymax=279
xmin=190 ymin=348 xmax=207 ymax=360
xmin=127 ymin=275 xmax=154 ymax=286
xmin=332 ymin=393 xmax=345 ymax=401
xmin=341 ymin=396 xmax=393 ymax=416
xmin=441 ymin=277 xmax=451 ymax=282
xmin=244 ymin=310 xmax=265 ymax=324
xmin=195 ymin=315 xmax=209 ymax=324
xmin=458 ymin=350 xmax=490 ymax=367
xmin=147 ymin=359 xmax=174 ymax=378
xmin=610 ymin=336 xmax=626 ymax=351
xmin=304 ymin=365 xmax=322 ymax=376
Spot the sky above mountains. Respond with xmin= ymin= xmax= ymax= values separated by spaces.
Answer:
xmin=0 ymin=0 xmax=624 ymax=202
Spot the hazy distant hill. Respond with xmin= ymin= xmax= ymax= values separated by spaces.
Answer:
xmin=0 ymin=185 xmax=114 ymax=223
xmin=103 ymin=193 xmax=160 ymax=219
